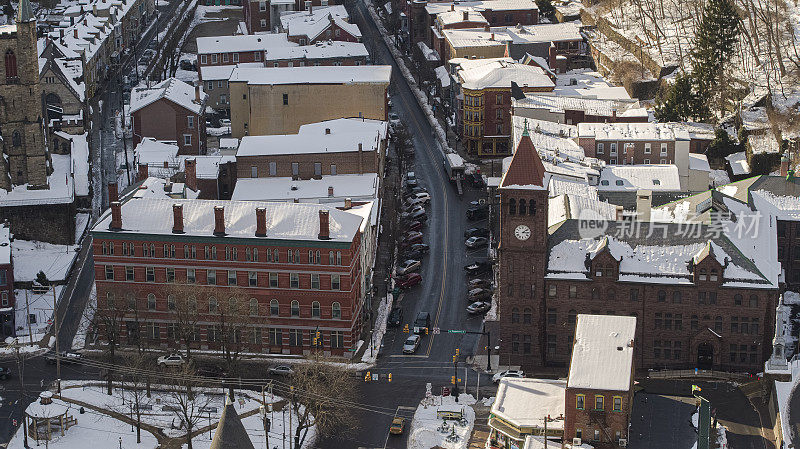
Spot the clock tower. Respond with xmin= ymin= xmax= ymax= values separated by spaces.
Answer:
xmin=497 ymin=123 xmax=549 ymax=369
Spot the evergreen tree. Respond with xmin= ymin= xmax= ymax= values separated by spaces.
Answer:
xmin=690 ymin=0 xmax=741 ymax=97
xmin=654 ymin=72 xmax=708 ymax=122
xmin=535 ymin=0 xmax=556 ymax=19
xmin=706 ymin=128 xmax=740 ymax=159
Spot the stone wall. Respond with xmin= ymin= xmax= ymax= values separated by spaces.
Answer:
xmin=0 ymin=201 xmax=76 ymax=244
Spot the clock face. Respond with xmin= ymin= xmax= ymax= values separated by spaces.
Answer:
xmin=514 ymin=225 xmax=531 ymax=241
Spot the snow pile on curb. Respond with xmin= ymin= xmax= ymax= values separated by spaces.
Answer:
xmin=364 ymin=0 xmax=451 ymax=157
xmin=361 ymin=294 xmax=393 ymax=364
xmin=408 ymin=394 xmax=477 ymax=449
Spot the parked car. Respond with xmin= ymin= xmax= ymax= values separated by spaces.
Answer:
xmin=46 ymin=351 xmax=82 ymax=365
xmin=220 ymin=118 xmax=232 ymax=127
xmin=389 ymin=112 xmax=400 ymax=125
xmin=467 ymin=173 xmax=486 ymax=188
xmin=405 ymin=220 xmax=424 ymax=232
xmin=400 ymin=234 xmax=424 ymax=249
xmin=464 ymin=227 xmax=489 ymax=238
xmin=397 ymin=259 xmax=421 ymax=275
xmin=396 ymin=272 xmax=422 ymax=289
xmin=405 ymin=192 xmax=431 ymax=203
xmin=403 ymin=203 xmax=425 ymax=215
xmin=179 ymin=59 xmax=194 ymax=71
xmin=409 ymin=243 xmax=430 ymax=253
xmin=466 ymin=301 xmax=491 ymax=314
xmin=269 ymin=365 xmax=295 ymax=376
xmin=468 ymin=278 xmax=493 ymax=289
xmin=157 ymin=353 xmax=186 ymax=368
xmin=401 ymin=209 xmax=427 ymax=222
xmin=468 ymin=288 xmax=492 ymax=301
xmin=0 ymin=366 xmax=11 ymax=380
xmin=492 ymin=370 xmax=525 ymax=383
xmin=405 ymin=178 xmax=419 ymax=189
xmin=467 ymin=206 xmax=489 ymax=220
xmin=404 ymin=197 xmax=427 ymax=209
xmin=465 ymin=236 xmax=489 ymax=248
xmin=389 ymin=417 xmax=405 ymax=435
xmin=402 ymin=249 xmax=425 ymax=261
xmin=387 ymin=307 xmax=403 ymax=326
xmin=464 ymin=260 xmax=492 ymax=276
xmin=402 ymin=335 xmax=421 ymax=354
xmin=407 ymin=186 xmax=428 ymax=196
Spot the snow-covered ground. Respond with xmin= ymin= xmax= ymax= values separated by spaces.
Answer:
xmin=408 ymin=394 xmax=477 ymax=449
xmin=361 ymin=293 xmax=392 ymax=364
xmin=14 ymin=286 xmax=64 ymax=343
xmin=7 ymin=384 xmax=316 ymax=449
xmin=689 ymin=407 xmax=729 ymax=449
xmin=12 ymin=240 xmax=79 ymax=283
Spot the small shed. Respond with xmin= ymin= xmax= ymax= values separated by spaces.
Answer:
xmin=25 ymin=391 xmax=77 ymax=442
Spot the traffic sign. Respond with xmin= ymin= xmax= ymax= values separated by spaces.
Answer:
xmin=432 ymin=327 xmax=440 ymax=335
xmin=448 ymin=330 xmax=466 ymax=334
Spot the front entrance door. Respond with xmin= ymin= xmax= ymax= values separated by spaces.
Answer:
xmin=697 ymin=342 xmax=713 ymax=369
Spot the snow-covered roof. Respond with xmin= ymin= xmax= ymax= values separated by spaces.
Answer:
xmin=491 ymin=378 xmax=566 ymax=430
xmin=67 ymin=132 xmax=89 ymax=197
xmin=0 ymin=154 xmax=74 ymax=206
xmin=457 ymin=60 xmax=554 ymax=90
xmin=748 ymin=131 xmax=781 ymax=155
xmin=236 ymin=118 xmax=387 ymax=157
xmin=689 ymin=153 xmax=711 ymax=172
xmin=232 ymin=173 xmax=379 ymax=202
xmin=598 ymin=165 xmax=681 ymax=192
xmin=229 ymin=65 xmax=391 ymax=85
xmin=219 ymin=138 xmax=239 ymax=149
xmin=434 ymin=65 xmax=451 ymax=88
xmin=548 ymin=194 xmax=618 ymax=226
xmin=436 ymin=9 xmax=488 ymax=26
xmin=426 ymin=0 xmax=539 ymax=14
xmin=200 ymin=65 xmax=235 ymax=81
xmin=280 ymin=5 xmax=361 ymax=40
xmin=726 ymin=151 xmax=751 ymax=175
xmin=444 ymin=22 xmax=582 ymax=49
xmin=578 ymin=122 xmax=715 ymax=141
xmin=129 ymin=78 xmax=206 ymax=115
xmin=196 ymin=33 xmax=294 ymax=54
xmin=135 ymin=138 xmax=179 ymax=165
xmin=93 ymin=198 xmax=364 ymax=243
xmin=185 ymin=155 xmax=236 ymax=180
xmin=553 ymin=69 xmax=631 ymax=100
xmin=513 ymin=94 xmax=646 ymax=118
xmin=568 ymin=314 xmax=636 ymax=391
xmin=53 ymin=57 xmax=85 ymax=102
xmin=264 ymin=41 xmax=368 ymax=61
xmin=549 ymin=176 xmax=596 ymax=199
xmin=546 ymin=221 xmax=771 ymax=287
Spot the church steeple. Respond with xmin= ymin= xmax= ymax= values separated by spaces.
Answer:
xmin=499 ymin=120 xmax=547 ymax=189
xmin=16 ymin=0 xmax=34 ymax=24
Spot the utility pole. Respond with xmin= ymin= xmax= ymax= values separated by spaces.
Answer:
xmin=452 ymin=359 xmax=459 ymax=402
xmin=53 ymin=286 xmax=61 ymax=393
xmin=25 ymin=290 xmax=32 ymax=346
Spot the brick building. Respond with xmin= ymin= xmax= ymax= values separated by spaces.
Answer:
xmin=235 ymin=118 xmax=388 ymax=180
xmin=184 ymin=156 xmax=238 ymax=199
xmin=512 ymin=94 xmax=649 ymax=126
xmin=496 ymin=128 xmax=777 ymax=374
xmin=564 ymin=314 xmax=635 ymax=447
xmin=0 ymin=224 xmax=14 ymax=338
xmin=228 ymin=66 xmax=390 ymax=138
xmin=130 ymin=78 xmax=208 ymax=155
xmin=280 ymin=5 xmax=362 ymax=45
xmin=91 ymin=196 xmax=366 ymax=356
xmin=264 ymin=41 xmax=369 ymax=67
xmin=241 ymin=0 xmax=327 ymax=34
xmin=454 ymin=59 xmax=554 ymax=156
xmin=196 ymin=34 xmax=293 ymax=72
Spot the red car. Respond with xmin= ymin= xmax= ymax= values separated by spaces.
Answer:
xmin=400 ymin=233 xmax=424 ymax=248
xmin=406 ymin=221 xmax=424 ymax=232
xmin=396 ymin=273 xmax=422 ymax=289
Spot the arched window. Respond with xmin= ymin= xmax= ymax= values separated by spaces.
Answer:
xmin=228 ymin=297 xmax=239 ymax=314
xmin=509 ymin=198 xmax=516 ymax=215
xmin=311 ymin=301 xmax=321 ymax=317
xmin=591 ymin=288 xmax=599 ymax=300
xmin=734 ymin=294 xmax=742 ymax=305
xmin=672 ymin=291 xmax=682 ymax=303
xmin=332 ymin=302 xmax=341 ymax=319
xmin=45 ymin=93 xmax=62 ymax=120
xmin=749 ymin=295 xmax=758 ymax=307
xmin=329 ymin=251 xmax=334 ymax=264
xmin=11 ymin=131 xmax=20 ymax=147
xmin=657 ymin=290 xmax=666 ymax=302
xmin=519 ymin=199 xmax=527 ymax=215
xmin=249 ymin=298 xmax=258 ymax=316
xmin=147 ymin=293 xmax=156 ymax=310
xmin=523 ymin=307 xmax=532 ymax=324
xmin=714 ymin=316 xmax=723 ymax=332
xmin=607 ymin=289 xmax=616 ymax=300
xmin=5 ymin=50 xmax=17 ymax=81
xmin=529 ymin=200 xmax=536 ymax=215
xmin=270 ymin=299 xmax=279 ymax=316
xmin=511 ymin=307 xmax=520 ymax=323
xmin=290 ymin=300 xmax=300 ymax=317
xmin=208 ymin=297 xmax=218 ymax=313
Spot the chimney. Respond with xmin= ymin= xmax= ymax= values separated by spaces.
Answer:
xmin=83 ymin=19 xmax=87 ymax=26
xmin=137 ymin=163 xmax=148 ymax=181
xmin=109 ymin=201 xmax=122 ymax=231
xmin=548 ymin=45 xmax=557 ymax=71
xmin=92 ymin=4 xmax=97 ymax=14
xmin=345 ymin=197 xmax=352 ymax=209
xmin=255 ymin=207 xmax=267 ymax=236
xmin=780 ymin=155 xmax=789 ymax=177
xmin=194 ymin=84 xmax=201 ymax=103
xmin=73 ymin=28 xmax=78 ymax=39
xmin=463 ymin=10 xmax=468 ymax=20
xmin=328 ymin=186 xmax=334 ymax=197
xmin=483 ymin=24 xmax=490 ymax=31
xmin=107 ymin=182 xmax=118 ymax=203
xmin=318 ymin=210 xmax=330 ymax=240
xmin=184 ymin=158 xmax=197 ymax=191
xmin=59 ymin=29 xmax=64 ymax=39
xmin=172 ymin=204 xmax=184 ymax=233
xmin=358 ymin=142 xmax=364 ymax=174
xmin=325 ymin=128 xmax=331 ymax=135
xmin=636 ymin=189 xmax=652 ymax=222
xmin=214 ymin=206 xmax=225 ymax=236
xmin=450 ymin=3 xmax=454 ymax=10
xmin=490 ymin=32 xmax=494 ymax=40
xmin=611 ymin=107 xmax=618 ymax=122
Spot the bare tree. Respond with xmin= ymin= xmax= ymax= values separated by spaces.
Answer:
xmin=169 ymin=363 xmax=212 ymax=449
xmin=120 ymin=353 xmax=153 ymax=444
xmin=165 ymin=283 xmax=202 ymax=360
xmin=89 ymin=286 xmax=127 ymax=394
xmin=289 ymin=354 xmax=357 ymax=449
xmin=215 ymin=290 xmax=258 ymax=398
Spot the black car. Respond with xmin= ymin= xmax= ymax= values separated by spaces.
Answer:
xmin=409 ymin=243 xmax=429 ymax=253
xmin=464 ymin=260 xmax=492 ymax=276
xmin=402 ymin=249 xmax=425 ymax=260
xmin=0 ymin=367 xmax=10 ymax=380
xmin=467 ymin=206 xmax=489 ymax=220
xmin=464 ymin=227 xmax=489 ymax=238
xmin=387 ymin=307 xmax=403 ymax=326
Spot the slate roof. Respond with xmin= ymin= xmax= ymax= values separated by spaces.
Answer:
xmin=500 ymin=128 xmax=547 ymax=189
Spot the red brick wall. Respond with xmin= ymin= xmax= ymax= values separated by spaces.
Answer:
xmin=133 ymin=98 xmax=204 ymax=155
xmin=289 ymin=21 xmax=361 ymax=45
xmin=92 ymin=232 xmax=364 ymax=355
xmin=197 ymin=50 xmax=263 ymax=68
xmin=580 ymin=138 xmax=677 ymax=165
xmin=264 ymin=55 xmax=368 ymax=67
xmin=243 ymin=0 xmax=271 ymax=34
xmin=236 ymin=150 xmax=379 ymax=179
xmin=564 ymin=387 xmax=632 ymax=447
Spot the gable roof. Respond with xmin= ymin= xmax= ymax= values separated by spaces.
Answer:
xmin=500 ymin=126 xmax=547 ymax=190
xmin=209 ymin=400 xmax=255 ymax=449
xmin=129 ymin=78 xmax=206 ymax=115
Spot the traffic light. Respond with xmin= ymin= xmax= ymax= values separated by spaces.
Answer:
xmin=403 ymin=324 xmax=409 ymax=333
xmin=425 ymin=327 xmax=429 ymax=335
xmin=451 ymin=376 xmax=456 ymax=385
xmin=452 ymin=355 xmax=456 ymax=363
xmin=364 ymin=371 xmax=371 ymax=382
xmin=455 ymin=348 xmax=460 ymax=356
xmin=388 ymin=373 xmax=392 ymax=382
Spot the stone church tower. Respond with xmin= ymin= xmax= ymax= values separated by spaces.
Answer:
xmin=0 ymin=0 xmax=49 ymax=190
xmin=497 ymin=123 xmax=549 ymax=369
